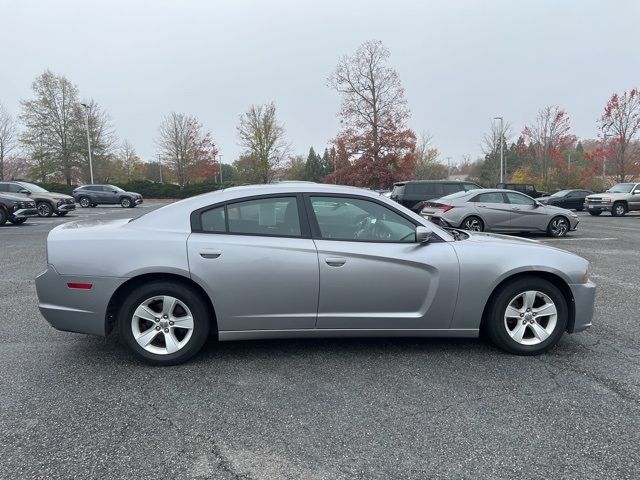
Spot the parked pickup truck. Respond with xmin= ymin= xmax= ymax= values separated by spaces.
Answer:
xmin=584 ymin=182 xmax=640 ymax=216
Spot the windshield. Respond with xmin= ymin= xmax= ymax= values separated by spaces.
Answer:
xmin=551 ymin=190 xmax=571 ymax=197
xmin=19 ymin=182 xmax=48 ymax=193
xmin=607 ymin=183 xmax=634 ymax=193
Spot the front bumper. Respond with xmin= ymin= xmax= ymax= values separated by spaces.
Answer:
xmin=585 ymin=202 xmax=612 ymax=212
xmin=568 ymin=280 xmax=596 ymax=333
xmin=56 ymin=203 xmax=76 ymax=212
xmin=35 ymin=264 xmax=126 ymax=336
xmin=12 ymin=208 xmax=38 ymax=218
xmin=134 ymin=197 xmax=143 ymax=205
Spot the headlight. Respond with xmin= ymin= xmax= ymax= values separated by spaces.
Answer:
xmin=581 ymin=263 xmax=592 ymax=283
xmin=601 ymin=197 xmax=612 ymax=203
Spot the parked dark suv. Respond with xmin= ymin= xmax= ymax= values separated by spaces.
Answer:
xmin=0 ymin=181 xmax=76 ymax=217
xmin=496 ymin=183 xmax=549 ymax=199
xmin=73 ymin=184 xmax=143 ymax=208
xmin=0 ymin=192 xmax=38 ymax=225
xmin=391 ymin=180 xmax=483 ymax=212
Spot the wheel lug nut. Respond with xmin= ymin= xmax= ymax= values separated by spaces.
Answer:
xmin=155 ymin=326 xmax=161 ymax=330
xmin=164 ymin=328 xmax=169 ymax=333
xmin=163 ymin=315 xmax=168 ymax=319
xmin=520 ymin=313 xmax=524 ymax=317
xmin=169 ymin=321 xmax=174 ymax=325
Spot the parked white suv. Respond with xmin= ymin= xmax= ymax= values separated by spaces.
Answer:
xmin=584 ymin=183 xmax=640 ymax=216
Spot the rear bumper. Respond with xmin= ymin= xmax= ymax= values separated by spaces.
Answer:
xmin=35 ymin=264 xmax=126 ymax=336
xmin=568 ymin=280 xmax=596 ymax=333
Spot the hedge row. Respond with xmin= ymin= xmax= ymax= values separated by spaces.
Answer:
xmin=37 ymin=180 xmax=236 ymax=199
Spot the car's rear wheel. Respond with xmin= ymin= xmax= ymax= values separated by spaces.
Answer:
xmin=120 ymin=197 xmax=132 ymax=208
xmin=79 ymin=197 xmax=91 ymax=208
xmin=588 ymin=210 xmax=601 ymax=216
xmin=37 ymin=201 xmax=53 ymax=217
xmin=485 ymin=276 xmax=568 ymax=355
xmin=118 ymin=281 xmax=211 ymax=365
xmin=611 ymin=202 xmax=626 ymax=217
xmin=547 ymin=216 xmax=569 ymax=237
xmin=461 ymin=216 xmax=484 ymax=232
xmin=8 ymin=217 xmax=27 ymax=224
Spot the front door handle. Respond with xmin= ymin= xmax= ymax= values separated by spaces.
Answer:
xmin=511 ymin=207 xmax=521 ymax=211
xmin=325 ymin=257 xmax=347 ymax=267
xmin=200 ymin=249 xmax=222 ymax=259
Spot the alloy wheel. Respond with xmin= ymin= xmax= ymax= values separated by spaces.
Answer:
xmin=131 ymin=295 xmax=194 ymax=355
xmin=504 ymin=290 xmax=558 ymax=346
xmin=463 ymin=218 xmax=482 ymax=231
xmin=614 ymin=204 xmax=625 ymax=216
xmin=37 ymin=202 xmax=52 ymax=217
xmin=80 ymin=197 xmax=90 ymax=208
xmin=550 ymin=218 xmax=568 ymax=237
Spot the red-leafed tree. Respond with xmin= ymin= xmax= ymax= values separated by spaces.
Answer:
xmin=600 ymin=88 xmax=640 ymax=182
xmin=326 ymin=40 xmax=416 ymax=189
xmin=522 ymin=106 xmax=573 ymax=188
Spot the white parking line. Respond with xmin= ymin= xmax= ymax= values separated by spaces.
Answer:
xmin=542 ymin=237 xmax=618 ymax=241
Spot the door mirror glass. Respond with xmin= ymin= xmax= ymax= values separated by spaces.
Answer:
xmin=415 ymin=226 xmax=431 ymax=244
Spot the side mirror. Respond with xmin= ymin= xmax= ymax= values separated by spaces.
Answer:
xmin=634 ymin=190 xmax=640 ymax=195
xmin=415 ymin=226 xmax=432 ymax=244
xmin=112 ymin=190 xmax=118 ymax=193
xmin=534 ymin=201 xmax=542 ymax=208
xmin=19 ymin=189 xmax=30 ymax=195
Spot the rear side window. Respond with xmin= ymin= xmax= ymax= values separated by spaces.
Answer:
xmin=473 ymin=192 xmax=505 ymax=203
xmin=408 ymin=183 xmax=442 ymax=196
xmin=228 ymin=197 xmax=301 ymax=237
xmin=201 ymin=206 xmax=226 ymax=232
xmin=0 ymin=184 xmax=8 ymax=192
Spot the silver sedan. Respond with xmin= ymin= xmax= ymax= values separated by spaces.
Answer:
xmin=36 ymin=184 xmax=594 ymax=365
xmin=420 ymin=189 xmax=579 ymax=237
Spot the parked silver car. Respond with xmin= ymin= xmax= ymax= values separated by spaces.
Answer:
xmin=420 ymin=189 xmax=579 ymax=237
xmin=36 ymin=184 xmax=595 ymax=365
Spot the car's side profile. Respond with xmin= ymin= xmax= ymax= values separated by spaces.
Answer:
xmin=36 ymin=184 xmax=595 ymax=365
xmin=584 ymin=183 xmax=640 ymax=216
xmin=538 ymin=189 xmax=593 ymax=211
xmin=419 ymin=188 xmax=579 ymax=237
xmin=72 ymin=184 xmax=143 ymax=208
xmin=0 ymin=181 xmax=76 ymax=217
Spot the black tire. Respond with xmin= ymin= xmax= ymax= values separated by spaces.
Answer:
xmin=8 ymin=217 xmax=27 ymax=224
xmin=55 ymin=211 xmax=68 ymax=217
xmin=0 ymin=209 xmax=6 ymax=226
xmin=547 ymin=216 xmax=569 ymax=237
xmin=611 ymin=202 xmax=626 ymax=217
xmin=118 ymin=281 xmax=211 ymax=366
xmin=120 ymin=197 xmax=132 ymax=208
xmin=588 ymin=210 xmax=602 ymax=216
xmin=485 ymin=276 xmax=568 ymax=355
xmin=36 ymin=201 xmax=53 ymax=217
xmin=79 ymin=197 xmax=91 ymax=208
xmin=461 ymin=216 xmax=484 ymax=232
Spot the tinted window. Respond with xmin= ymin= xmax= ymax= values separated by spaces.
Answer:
xmin=0 ymin=184 xmax=8 ymax=192
xmin=227 ymin=197 xmax=301 ymax=236
xmin=442 ymin=183 xmax=461 ymax=195
xmin=310 ymin=196 xmax=415 ymax=242
xmin=391 ymin=184 xmax=405 ymax=197
xmin=8 ymin=183 xmax=22 ymax=193
xmin=463 ymin=183 xmax=481 ymax=191
xmin=200 ymin=206 xmax=226 ymax=233
xmin=408 ymin=183 xmax=442 ymax=196
xmin=473 ymin=192 xmax=505 ymax=203
xmin=85 ymin=186 xmax=103 ymax=191
xmin=505 ymin=192 xmax=535 ymax=205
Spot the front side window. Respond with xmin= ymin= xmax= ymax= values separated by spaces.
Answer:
xmin=310 ymin=196 xmax=415 ymax=242
xmin=228 ymin=196 xmax=301 ymax=236
xmin=505 ymin=192 xmax=535 ymax=206
xmin=18 ymin=182 xmax=48 ymax=193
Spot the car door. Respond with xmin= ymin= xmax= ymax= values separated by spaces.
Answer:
xmin=187 ymin=194 xmax=320 ymax=332
xmin=504 ymin=192 xmax=548 ymax=230
xmin=471 ymin=192 xmax=513 ymax=230
xmin=306 ymin=194 xmax=459 ymax=330
xmin=104 ymin=185 xmax=119 ymax=204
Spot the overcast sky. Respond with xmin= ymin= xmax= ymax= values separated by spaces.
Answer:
xmin=1 ymin=0 xmax=638 ymax=165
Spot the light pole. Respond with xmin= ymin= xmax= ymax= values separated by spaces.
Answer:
xmin=80 ymin=103 xmax=94 ymax=184
xmin=218 ymin=154 xmax=223 ymax=183
xmin=446 ymin=156 xmax=452 ymax=179
xmin=602 ymin=133 xmax=610 ymax=181
xmin=157 ymin=154 xmax=163 ymax=183
xmin=493 ymin=116 xmax=504 ymax=183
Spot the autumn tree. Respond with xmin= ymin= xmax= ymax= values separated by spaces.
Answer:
xmin=328 ymin=40 xmax=416 ymax=188
xmin=157 ymin=112 xmax=219 ymax=188
xmin=522 ymin=105 xmax=572 ymax=188
xmin=412 ymin=132 xmax=447 ymax=180
xmin=600 ymin=88 xmax=640 ymax=182
xmin=0 ymin=103 xmax=18 ymax=181
xmin=20 ymin=70 xmax=86 ymax=185
xmin=237 ymin=102 xmax=289 ymax=184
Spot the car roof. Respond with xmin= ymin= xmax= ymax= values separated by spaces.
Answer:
xmin=394 ymin=180 xmax=475 ymax=185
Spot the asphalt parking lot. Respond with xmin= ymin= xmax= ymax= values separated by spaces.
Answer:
xmin=1 ymin=204 xmax=639 ymax=479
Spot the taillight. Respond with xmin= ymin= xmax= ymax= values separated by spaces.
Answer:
xmin=440 ymin=204 xmax=455 ymax=213
xmin=67 ymin=282 xmax=93 ymax=290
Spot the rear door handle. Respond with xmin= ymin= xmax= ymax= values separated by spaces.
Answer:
xmin=325 ymin=257 xmax=347 ymax=267
xmin=200 ymin=249 xmax=222 ymax=259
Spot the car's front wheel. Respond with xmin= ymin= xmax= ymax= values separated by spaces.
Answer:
xmin=118 ymin=281 xmax=211 ymax=365
xmin=547 ymin=216 xmax=569 ymax=237
xmin=37 ymin=201 xmax=53 ymax=217
xmin=485 ymin=276 xmax=568 ymax=355
xmin=79 ymin=197 xmax=91 ymax=208
xmin=611 ymin=202 xmax=626 ymax=217
xmin=461 ymin=216 xmax=484 ymax=232
xmin=120 ymin=197 xmax=132 ymax=208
